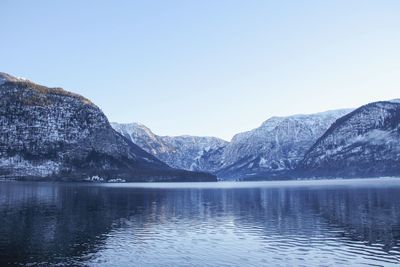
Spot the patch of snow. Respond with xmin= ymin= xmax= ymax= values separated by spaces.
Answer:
xmin=142 ymin=157 xmax=155 ymax=163
xmin=259 ymin=157 xmax=268 ymax=167
xmin=353 ymin=129 xmax=397 ymax=145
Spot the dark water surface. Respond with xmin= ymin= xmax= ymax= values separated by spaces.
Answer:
xmin=1 ymin=178 xmax=400 ymax=266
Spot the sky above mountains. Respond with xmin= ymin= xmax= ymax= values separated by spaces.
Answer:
xmin=1 ymin=0 xmax=400 ymax=140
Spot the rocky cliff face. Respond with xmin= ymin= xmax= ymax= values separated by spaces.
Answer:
xmin=300 ymin=101 xmax=400 ymax=178
xmin=212 ymin=109 xmax=352 ymax=179
xmin=111 ymin=122 xmax=228 ymax=172
xmin=0 ymin=73 xmax=216 ymax=182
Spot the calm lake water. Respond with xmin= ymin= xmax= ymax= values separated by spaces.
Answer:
xmin=1 ymin=178 xmax=400 ymax=266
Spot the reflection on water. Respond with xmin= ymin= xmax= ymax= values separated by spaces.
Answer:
xmin=0 ymin=179 xmax=400 ymax=266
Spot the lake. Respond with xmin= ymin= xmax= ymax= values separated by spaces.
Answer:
xmin=1 ymin=178 xmax=400 ymax=266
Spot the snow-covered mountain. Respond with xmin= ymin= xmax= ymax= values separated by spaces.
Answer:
xmin=111 ymin=122 xmax=228 ymax=172
xmin=113 ymin=109 xmax=352 ymax=179
xmin=4 ymin=71 xmax=398 ymax=181
xmin=301 ymin=101 xmax=400 ymax=177
xmin=0 ymin=72 xmax=216 ymax=182
xmin=113 ymin=100 xmax=400 ymax=180
xmin=212 ymin=109 xmax=353 ymax=179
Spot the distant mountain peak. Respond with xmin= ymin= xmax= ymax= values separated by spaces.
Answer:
xmin=216 ymin=108 xmax=353 ymax=179
xmin=263 ymin=108 xmax=353 ymax=122
xmin=112 ymin=122 xmax=228 ymax=171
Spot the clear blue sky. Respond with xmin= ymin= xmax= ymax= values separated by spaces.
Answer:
xmin=1 ymin=0 xmax=400 ymax=140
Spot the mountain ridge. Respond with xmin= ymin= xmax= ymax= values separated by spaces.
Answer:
xmin=2 ymin=72 xmax=400 ymax=181
xmin=111 ymin=122 xmax=228 ymax=172
xmin=112 ymin=109 xmax=353 ymax=179
xmin=300 ymin=100 xmax=400 ymax=178
xmin=0 ymin=72 xmax=216 ymax=182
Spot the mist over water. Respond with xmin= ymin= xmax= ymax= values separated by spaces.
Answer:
xmin=1 ymin=179 xmax=400 ymax=266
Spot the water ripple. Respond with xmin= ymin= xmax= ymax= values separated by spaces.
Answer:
xmin=0 ymin=180 xmax=400 ymax=266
